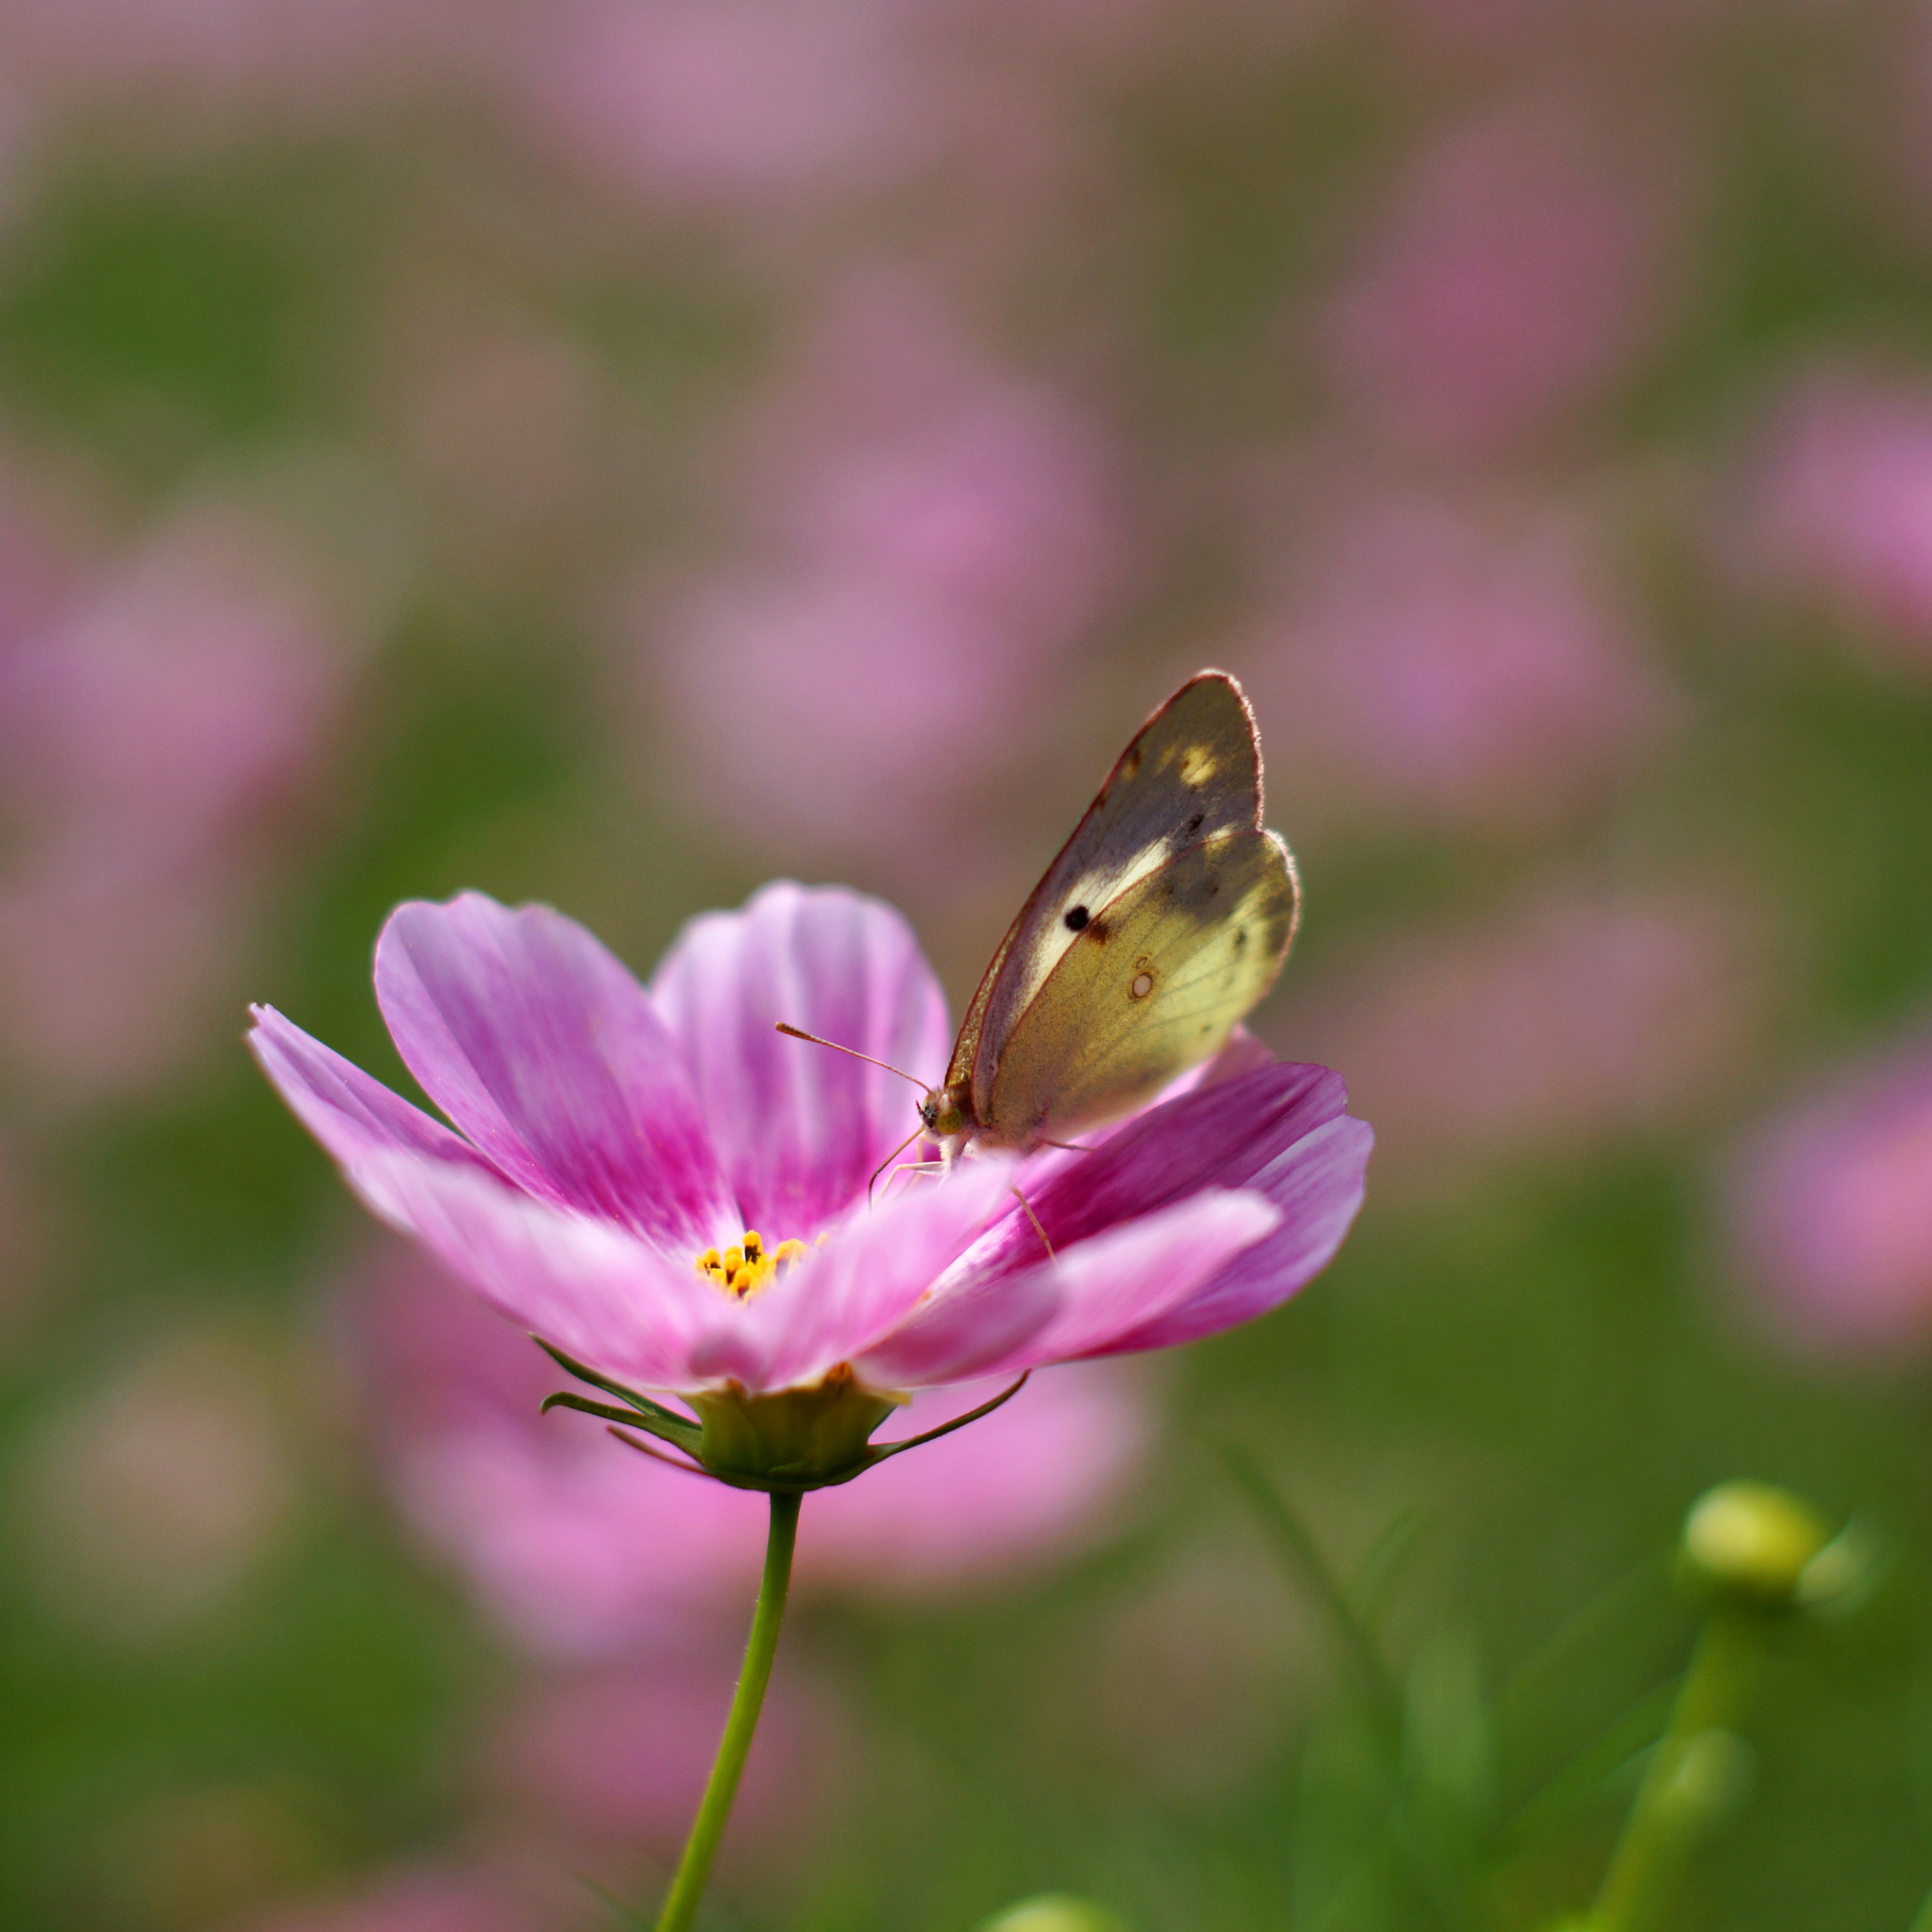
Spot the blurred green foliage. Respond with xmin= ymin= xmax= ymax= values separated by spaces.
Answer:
xmin=2 ymin=14 xmax=1932 ymax=1932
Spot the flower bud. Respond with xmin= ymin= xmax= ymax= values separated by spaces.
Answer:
xmin=975 ymin=1896 xmax=1128 ymax=1932
xmin=1679 ymin=1480 xmax=1832 ymax=1612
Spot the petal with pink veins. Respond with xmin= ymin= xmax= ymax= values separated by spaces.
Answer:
xmin=1097 ymin=1122 xmax=1374 ymax=1355
xmin=375 ymin=893 xmax=732 ymax=1248
xmin=998 ymin=1188 xmax=1283 ymax=1372
xmin=991 ymin=1063 xmax=1356 ymax=1268
xmin=862 ymin=1188 xmax=1280 ymax=1385
xmin=249 ymin=1005 xmax=505 ymax=1180
xmin=1020 ymin=1063 xmax=1372 ymax=1355
xmin=649 ymin=881 xmax=952 ymax=1237
xmin=847 ymin=1233 xmax=1064 ymax=1388
xmin=344 ymin=1150 xmax=722 ymax=1392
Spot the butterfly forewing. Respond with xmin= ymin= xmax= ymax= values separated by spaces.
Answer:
xmin=979 ymin=825 xmax=1296 ymax=1146
xmin=942 ymin=670 xmax=1298 ymax=1151
xmin=949 ymin=673 xmax=1267 ymax=1102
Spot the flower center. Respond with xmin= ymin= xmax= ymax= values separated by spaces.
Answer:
xmin=695 ymin=1229 xmax=808 ymax=1299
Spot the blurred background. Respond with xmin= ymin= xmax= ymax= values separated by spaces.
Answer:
xmin=3 ymin=1 xmax=1932 ymax=1927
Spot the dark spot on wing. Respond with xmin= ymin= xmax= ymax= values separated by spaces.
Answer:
xmin=1122 ymin=745 xmax=1143 ymax=779
xmin=1088 ymin=917 xmax=1111 ymax=943
xmin=1234 ymin=927 xmax=1248 ymax=950
xmin=1064 ymin=905 xmax=1090 ymax=932
xmin=1184 ymin=811 xmax=1205 ymax=837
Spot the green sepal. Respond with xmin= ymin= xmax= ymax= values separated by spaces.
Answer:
xmin=539 ymin=1336 xmax=1034 ymax=1495
xmin=532 ymin=1336 xmax=703 ymax=1451
xmin=869 ymin=1372 xmax=1029 ymax=1462
xmin=541 ymin=1390 xmax=703 ymax=1454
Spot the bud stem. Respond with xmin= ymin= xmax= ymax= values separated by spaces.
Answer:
xmin=653 ymin=1490 xmax=802 ymax=1932
xmin=1583 ymin=1611 xmax=1762 ymax=1932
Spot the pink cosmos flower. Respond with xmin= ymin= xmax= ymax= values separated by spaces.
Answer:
xmin=350 ymin=1248 xmax=1151 ymax=1655
xmin=252 ymin=881 xmax=1368 ymax=1483
xmin=1737 ymin=366 xmax=1932 ymax=656
xmin=1322 ymin=96 xmax=1677 ymax=455
xmin=1239 ymin=493 xmax=1670 ymax=833
xmin=1728 ymin=1032 xmax=1932 ymax=1357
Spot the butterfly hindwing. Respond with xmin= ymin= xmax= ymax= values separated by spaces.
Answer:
xmin=978 ymin=825 xmax=1297 ymax=1146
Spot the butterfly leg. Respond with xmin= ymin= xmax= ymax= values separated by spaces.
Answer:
xmin=875 ymin=1160 xmax=948 ymax=1203
xmin=1010 ymin=1184 xmax=1055 ymax=1261
xmin=868 ymin=1122 xmax=929 ymax=1204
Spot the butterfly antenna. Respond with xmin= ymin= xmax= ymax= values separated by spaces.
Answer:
xmin=775 ymin=1022 xmax=930 ymax=1090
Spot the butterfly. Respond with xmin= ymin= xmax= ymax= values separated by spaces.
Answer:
xmin=786 ymin=670 xmax=1298 ymax=1169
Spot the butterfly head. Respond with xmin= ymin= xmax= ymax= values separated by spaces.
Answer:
xmin=918 ymin=1081 xmax=971 ymax=1143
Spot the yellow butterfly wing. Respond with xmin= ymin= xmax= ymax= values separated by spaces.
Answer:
xmin=979 ymin=826 xmax=1297 ymax=1146
xmin=944 ymin=670 xmax=1298 ymax=1149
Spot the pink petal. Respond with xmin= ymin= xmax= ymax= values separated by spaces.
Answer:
xmin=1010 ymin=1062 xmax=1355 ymax=1264
xmin=849 ymin=1238 xmax=1064 ymax=1387
xmin=648 ymin=881 xmax=952 ymax=1237
xmin=251 ymin=1007 xmax=716 ymax=1387
xmin=682 ymin=1156 xmax=1019 ymax=1390
xmin=865 ymin=1188 xmax=1280 ymax=1385
xmin=1096 ymin=1118 xmax=1374 ymax=1355
xmin=375 ymin=894 xmax=731 ymax=1248
xmin=249 ymin=1005 xmax=503 ymax=1179
xmin=996 ymin=1189 xmax=1283 ymax=1373
xmin=345 ymin=1149 xmax=720 ymax=1392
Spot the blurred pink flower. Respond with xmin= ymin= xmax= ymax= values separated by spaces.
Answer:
xmin=1240 ymin=493 xmax=1670 ymax=832
xmin=0 ymin=505 xmax=346 ymax=1098
xmin=243 ymin=1863 xmax=558 ymax=1932
xmin=1323 ymin=98 xmax=1678 ymax=454
xmin=653 ymin=283 xmax=1123 ymax=874
xmin=254 ymin=881 xmax=1366 ymax=1410
xmin=1728 ymin=1032 xmax=1932 ymax=1356
xmin=1291 ymin=882 xmax=1760 ymax=1179
xmin=1738 ymin=366 xmax=1932 ymax=653
xmin=350 ymin=1247 xmax=1151 ymax=1656
xmin=517 ymin=0 xmax=926 ymax=210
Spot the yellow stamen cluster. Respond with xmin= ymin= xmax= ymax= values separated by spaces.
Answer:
xmin=696 ymin=1230 xmax=808 ymax=1299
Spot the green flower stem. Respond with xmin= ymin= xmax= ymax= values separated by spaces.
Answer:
xmin=1582 ymin=1611 xmax=1763 ymax=1932
xmin=653 ymin=1490 xmax=802 ymax=1932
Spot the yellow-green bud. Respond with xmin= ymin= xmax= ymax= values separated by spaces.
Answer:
xmin=974 ymin=1896 xmax=1127 ymax=1932
xmin=1679 ymin=1480 xmax=1832 ymax=1612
